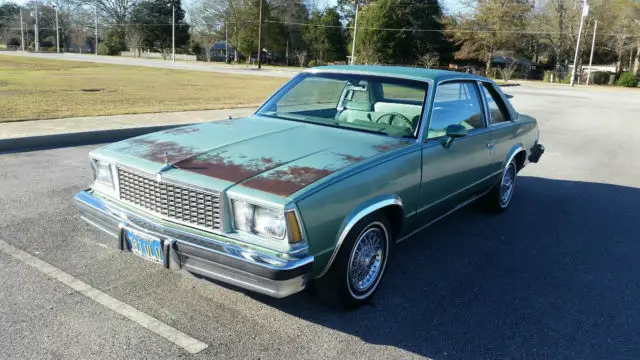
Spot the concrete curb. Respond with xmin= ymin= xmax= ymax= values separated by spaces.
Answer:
xmin=0 ymin=124 xmax=193 ymax=153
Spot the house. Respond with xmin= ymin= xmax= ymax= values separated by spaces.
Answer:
xmin=210 ymin=41 xmax=242 ymax=62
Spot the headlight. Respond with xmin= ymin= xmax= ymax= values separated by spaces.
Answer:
xmin=231 ymin=200 xmax=286 ymax=240
xmin=93 ymin=159 xmax=114 ymax=189
xmin=254 ymin=206 xmax=285 ymax=239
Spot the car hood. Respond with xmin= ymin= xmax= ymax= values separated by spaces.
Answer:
xmin=99 ymin=116 xmax=414 ymax=197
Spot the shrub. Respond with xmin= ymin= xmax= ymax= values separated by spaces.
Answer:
xmin=615 ymin=72 xmax=639 ymax=87
xmin=591 ymin=71 xmax=611 ymax=85
xmin=560 ymin=73 xmax=572 ymax=84
xmin=97 ymin=43 xmax=108 ymax=56
xmin=543 ymin=71 xmax=552 ymax=82
xmin=102 ymin=30 xmax=126 ymax=55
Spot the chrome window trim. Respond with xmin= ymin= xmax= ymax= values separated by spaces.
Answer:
xmin=115 ymin=164 xmax=225 ymax=236
xmin=423 ymin=79 xmax=488 ymax=143
xmin=316 ymin=195 xmax=403 ymax=279
xmin=479 ymin=81 xmax=514 ymax=126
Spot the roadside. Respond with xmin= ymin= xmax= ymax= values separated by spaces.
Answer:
xmin=0 ymin=51 xmax=298 ymax=78
xmin=0 ymin=108 xmax=255 ymax=139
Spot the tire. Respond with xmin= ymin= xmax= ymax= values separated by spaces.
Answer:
xmin=482 ymin=159 xmax=517 ymax=213
xmin=314 ymin=213 xmax=392 ymax=309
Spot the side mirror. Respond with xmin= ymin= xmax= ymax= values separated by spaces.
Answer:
xmin=443 ymin=124 xmax=468 ymax=148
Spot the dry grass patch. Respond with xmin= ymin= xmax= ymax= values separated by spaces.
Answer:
xmin=0 ymin=56 xmax=288 ymax=122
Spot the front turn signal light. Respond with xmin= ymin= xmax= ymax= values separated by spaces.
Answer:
xmin=286 ymin=211 xmax=303 ymax=244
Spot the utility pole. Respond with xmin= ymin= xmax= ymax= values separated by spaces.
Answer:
xmin=257 ymin=0 xmax=263 ymax=69
xmin=34 ymin=1 xmax=39 ymax=52
xmin=172 ymin=4 xmax=175 ymax=63
xmin=53 ymin=5 xmax=59 ymax=53
xmin=20 ymin=9 xmax=24 ymax=51
xmin=586 ymin=20 xmax=597 ymax=85
xmin=225 ymin=20 xmax=229 ymax=63
xmin=350 ymin=0 xmax=360 ymax=65
xmin=570 ymin=0 xmax=588 ymax=87
xmin=95 ymin=4 xmax=98 ymax=55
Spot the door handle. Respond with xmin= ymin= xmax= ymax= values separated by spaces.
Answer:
xmin=486 ymin=143 xmax=495 ymax=154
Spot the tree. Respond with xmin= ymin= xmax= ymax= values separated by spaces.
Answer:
xmin=125 ymin=25 xmax=144 ymax=56
xmin=295 ymin=49 xmax=307 ymax=67
xmin=447 ymin=0 xmax=534 ymax=74
xmin=303 ymin=7 xmax=347 ymax=64
xmin=419 ymin=52 xmax=440 ymax=68
xmin=354 ymin=0 xmax=454 ymax=65
xmin=130 ymin=0 xmax=190 ymax=53
xmin=102 ymin=28 xmax=126 ymax=54
xmin=0 ymin=3 xmax=20 ymax=46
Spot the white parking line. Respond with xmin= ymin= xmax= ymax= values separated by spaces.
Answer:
xmin=0 ymin=239 xmax=209 ymax=355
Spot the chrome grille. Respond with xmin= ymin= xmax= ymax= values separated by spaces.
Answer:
xmin=117 ymin=168 xmax=221 ymax=231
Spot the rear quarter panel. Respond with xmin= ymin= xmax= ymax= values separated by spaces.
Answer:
xmin=295 ymin=144 xmax=422 ymax=276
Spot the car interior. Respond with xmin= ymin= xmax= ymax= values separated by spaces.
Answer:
xmin=333 ymin=80 xmax=425 ymax=138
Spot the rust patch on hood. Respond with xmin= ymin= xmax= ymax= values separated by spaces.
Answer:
xmin=337 ymin=153 xmax=366 ymax=163
xmin=175 ymin=152 xmax=284 ymax=183
xmin=242 ymin=166 xmax=333 ymax=196
xmin=164 ymin=127 xmax=200 ymax=135
xmin=117 ymin=138 xmax=199 ymax=163
xmin=372 ymin=139 xmax=414 ymax=153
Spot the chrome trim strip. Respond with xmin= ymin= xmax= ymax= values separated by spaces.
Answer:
xmin=80 ymin=216 xmax=119 ymax=239
xmin=75 ymin=191 xmax=311 ymax=266
xmin=396 ymin=188 xmax=490 ymax=244
xmin=416 ymin=169 xmax=502 ymax=213
xmin=316 ymin=195 xmax=403 ymax=279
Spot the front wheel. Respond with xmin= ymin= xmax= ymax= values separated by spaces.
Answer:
xmin=314 ymin=213 xmax=392 ymax=309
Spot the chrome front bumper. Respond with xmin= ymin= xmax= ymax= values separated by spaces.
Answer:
xmin=74 ymin=190 xmax=314 ymax=298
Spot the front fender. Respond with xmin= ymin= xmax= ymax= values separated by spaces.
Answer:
xmin=316 ymin=194 xmax=403 ymax=278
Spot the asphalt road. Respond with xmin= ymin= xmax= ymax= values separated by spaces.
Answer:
xmin=0 ymin=51 xmax=297 ymax=78
xmin=1 ymin=84 xmax=640 ymax=359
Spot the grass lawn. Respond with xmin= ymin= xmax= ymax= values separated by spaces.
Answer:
xmin=0 ymin=56 xmax=288 ymax=122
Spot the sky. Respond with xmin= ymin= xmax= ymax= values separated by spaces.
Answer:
xmin=322 ymin=0 xmax=463 ymax=12
xmin=3 ymin=0 xmax=465 ymax=14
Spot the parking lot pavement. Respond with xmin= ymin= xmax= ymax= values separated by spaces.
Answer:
xmin=1 ymin=84 xmax=640 ymax=359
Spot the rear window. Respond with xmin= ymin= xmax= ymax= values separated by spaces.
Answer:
xmin=381 ymin=83 xmax=426 ymax=102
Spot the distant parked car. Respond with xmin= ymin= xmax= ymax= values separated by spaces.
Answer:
xmin=75 ymin=65 xmax=544 ymax=308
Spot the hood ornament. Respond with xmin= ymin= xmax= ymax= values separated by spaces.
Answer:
xmin=156 ymin=152 xmax=173 ymax=181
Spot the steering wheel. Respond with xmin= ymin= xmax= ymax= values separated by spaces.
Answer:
xmin=375 ymin=112 xmax=413 ymax=128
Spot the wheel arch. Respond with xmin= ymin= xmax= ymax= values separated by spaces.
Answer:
xmin=505 ymin=144 xmax=526 ymax=171
xmin=315 ymin=194 xmax=403 ymax=279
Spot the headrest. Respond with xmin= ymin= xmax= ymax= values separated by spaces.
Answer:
xmin=344 ymin=100 xmax=372 ymax=112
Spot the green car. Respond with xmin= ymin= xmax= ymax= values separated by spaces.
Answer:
xmin=75 ymin=65 xmax=544 ymax=308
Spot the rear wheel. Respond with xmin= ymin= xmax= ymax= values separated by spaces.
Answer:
xmin=314 ymin=213 xmax=392 ymax=309
xmin=482 ymin=159 xmax=517 ymax=213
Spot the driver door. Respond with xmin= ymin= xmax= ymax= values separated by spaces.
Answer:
xmin=417 ymin=80 xmax=497 ymax=222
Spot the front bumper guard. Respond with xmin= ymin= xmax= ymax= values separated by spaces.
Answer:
xmin=74 ymin=190 xmax=313 ymax=298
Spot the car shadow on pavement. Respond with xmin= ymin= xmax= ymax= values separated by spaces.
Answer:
xmin=243 ymin=176 xmax=640 ymax=359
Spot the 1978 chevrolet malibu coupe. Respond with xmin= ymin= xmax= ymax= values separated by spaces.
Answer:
xmin=75 ymin=66 xmax=544 ymax=308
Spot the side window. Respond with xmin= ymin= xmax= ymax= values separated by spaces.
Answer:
xmin=428 ymin=82 xmax=485 ymax=139
xmin=481 ymin=83 xmax=511 ymax=124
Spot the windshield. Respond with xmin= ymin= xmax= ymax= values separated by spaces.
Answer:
xmin=256 ymin=72 xmax=428 ymax=138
